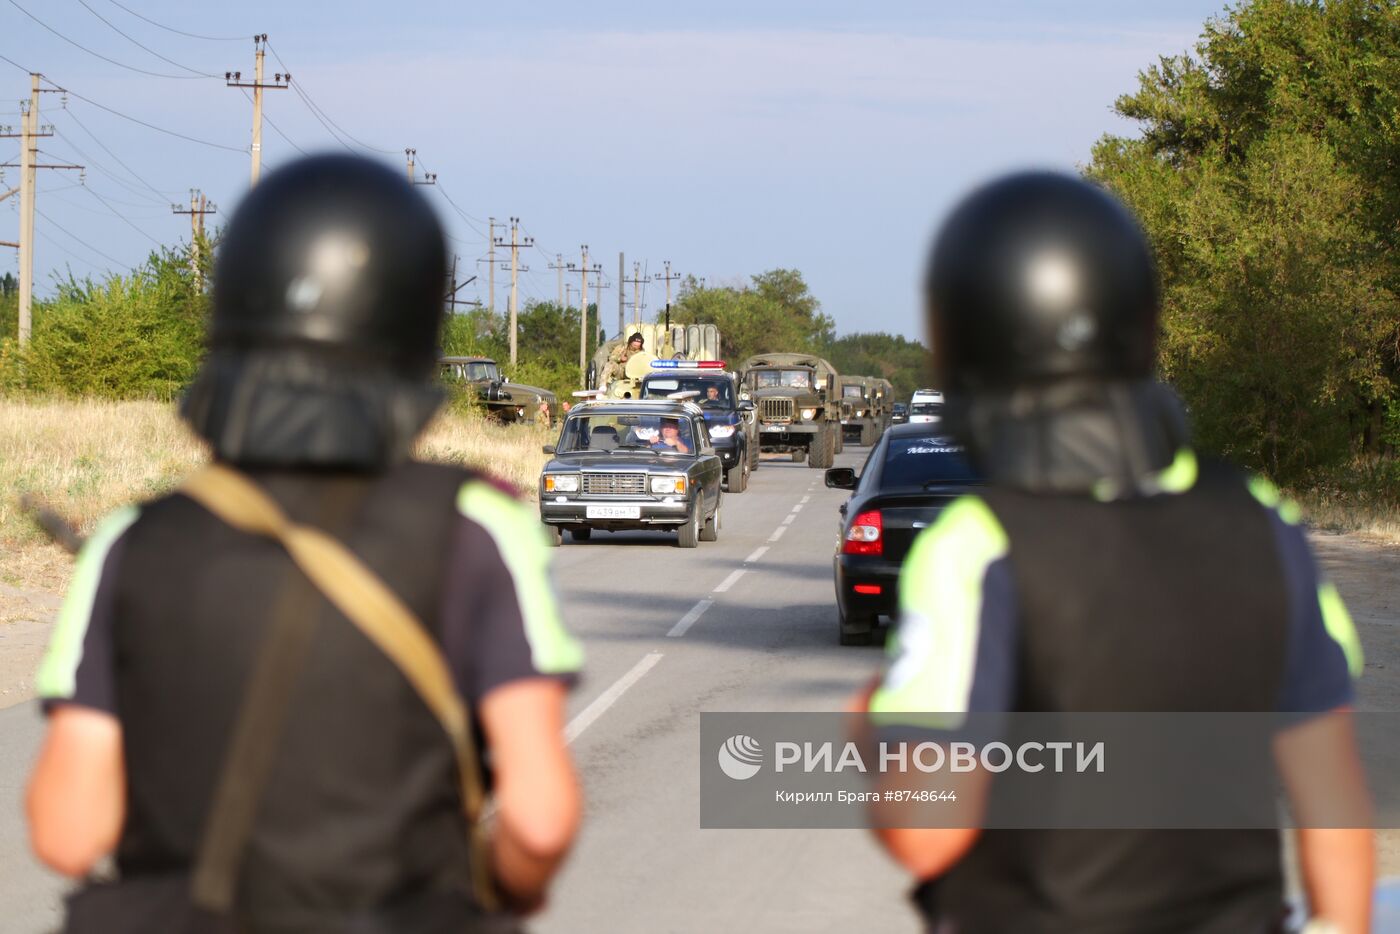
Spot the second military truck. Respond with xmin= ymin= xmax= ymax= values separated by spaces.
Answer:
xmin=739 ymin=353 xmax=842 ymax=468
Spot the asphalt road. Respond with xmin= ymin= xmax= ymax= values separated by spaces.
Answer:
xmin=0 ymin=443 xmax=919 ymax=933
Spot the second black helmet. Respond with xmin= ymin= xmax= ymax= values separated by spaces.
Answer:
xmin=925 ymin=172 xmax=1158 ymax=392
xmin=212 ymin=154 xmax=447 ymax=372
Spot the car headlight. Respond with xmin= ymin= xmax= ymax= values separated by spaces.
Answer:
xmin=708 ymin=424 xmax=737 ymax=439
xmin=650 ymin=476 xmax=687 ymax=495
xmin=800 ymin=408 xmax=817 ymax=420
xmin=544 ymin=474 xmax=579 ymax=493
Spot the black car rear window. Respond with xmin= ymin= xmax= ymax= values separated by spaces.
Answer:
xmin=882 ymin=437 xmax=977 ymax=488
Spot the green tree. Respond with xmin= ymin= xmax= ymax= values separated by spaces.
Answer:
xmin=1088 ymin=0 xmax=1400 ymax=480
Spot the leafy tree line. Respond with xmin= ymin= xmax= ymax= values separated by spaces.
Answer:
xmin=1086 ymin=0 xmax=1400 ymax=485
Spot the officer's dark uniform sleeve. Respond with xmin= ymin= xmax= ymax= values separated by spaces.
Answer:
xmin=1248 ymin=477 xmax=1362 ymax=712
xmin=35 ymin=506 xmax=141 ymax=716
xmin=869 ymin=495 xmax=1019 ymax=726
xmin=440 ymin=480 xmax=583 ymax=705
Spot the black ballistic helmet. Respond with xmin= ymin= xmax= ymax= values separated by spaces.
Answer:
xmin=182 ymin=154 xmax=449 ymax=470
xmin=926 ymin=172 xmax=1158 ymax=392
xmin=925 ymin=173 xmax=1188 ymax=495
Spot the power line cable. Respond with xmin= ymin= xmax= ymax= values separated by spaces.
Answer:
xmin=36 ymin=226 xmax=106 ymax=275
xmin=82 ymin=184 xmax=164 ymax=246
xmin=0 ymin=52 xmax=33 ymax=73
xmin=103 ymin=0 xmax=245 ymax=42
xmin=60 ymin=85 xmax=246 ymax=153
xmin=4 ymin=0 xmax=210 ymax=80
xmin=265 ymin=41 xmax=398 ymax=155
xmin=50 ymin=128 xmax=170 ymax=205
xmin=75 ymin=0 xmax=219 ymax=77
xmin=57 ymin=108 xmax=177 ymax=199
xmin=283 ymin=82 xmax=354 ymax=152
xmin=36 ymin=206 xmax=128 ymax=266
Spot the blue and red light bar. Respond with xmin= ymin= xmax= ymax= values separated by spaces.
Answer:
xmin=650 ymin=359 xmax=727 ymax=370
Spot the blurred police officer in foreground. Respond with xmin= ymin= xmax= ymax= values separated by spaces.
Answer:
xmin=864 ymin=173 xmax=1372 ymax=933
xmin=26 ymin=155 xmax=583 ymax=931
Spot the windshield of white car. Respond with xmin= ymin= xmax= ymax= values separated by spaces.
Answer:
xmin=910 ymin=402 xmax=943 ymax=416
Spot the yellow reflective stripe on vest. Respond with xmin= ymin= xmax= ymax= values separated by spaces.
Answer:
xmin=35 ymin=505 xmax=139 ymax=700
xmin=456 ymin=481 xmax=583 ymax=676
xmin=870 ymin=495 xmax=1008 ymax=717
xmin=1318 ymin=582 xmax=1363 ymax=678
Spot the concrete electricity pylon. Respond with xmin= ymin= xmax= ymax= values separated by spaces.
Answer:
xmin=405 ymin=148 xmax=436 ymax=186
xmin=226 ymin=34 xmax=288 ymax=187
xmin=171 ymin=189 xmax=217 ymax=286
xmin=548 ymin=253 xmax=567 ymax=308
xmin=493 ymin=217 xmax=532 ymax=366
xmin=0 ymin=73 xmax=82 ymax=346
xmin=567 ymin=245 xmax=602 ymax=388
xmin=656 ymin=260 xmax=681 ymax=313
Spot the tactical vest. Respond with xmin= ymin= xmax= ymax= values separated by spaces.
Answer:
xmin=921 ymin=459 xmax=1291 ymax=934
xmin=110 ymin=461 xmax=482 ymax=929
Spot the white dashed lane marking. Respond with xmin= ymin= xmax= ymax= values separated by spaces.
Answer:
xmin=713 ymin=569 xmax=747 ymax=593
xmin=744 ymin=545 xmax=769 ymax=564
xmin=565 ymin=652 xmax=664 ymax=742
xmin=667 ymin=599 xmax=714 ymax=638
xmin=768 ymin=525 xmax=788 ymax=543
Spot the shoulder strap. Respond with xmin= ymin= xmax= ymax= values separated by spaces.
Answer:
xmin=180 ymin=463 xmax=498 ymax=913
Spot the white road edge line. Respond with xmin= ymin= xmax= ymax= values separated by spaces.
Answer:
xmin=714 ymin=569 xmax=747 ymax=593
xmin=781 ymin=513 xmax=797 ymax=525
xmin=667 ymin=599 xmax=714 ymax=638
xmin=769 ymin=525 xmax=788 ymax=542
xmin=744 ymin=545 xmax=769 ymax=564
xmin=564 ymin=652 xmax=664 ymax=743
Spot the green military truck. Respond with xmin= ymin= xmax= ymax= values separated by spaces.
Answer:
xmin=871 ymin=377 xmax=895 ymax=434
xmin=739 ymin=353 xmax=842 ymax=468
xmin=839 ymin=375 xmax=881 ymax=446
xmin=439 ymin=356 xmax=559 ymax=425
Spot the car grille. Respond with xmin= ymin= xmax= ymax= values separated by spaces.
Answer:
xmin=761 ymin=398 xmax=794 ymax=423
xmin=582 ymin=472 xmax=647 ymax=495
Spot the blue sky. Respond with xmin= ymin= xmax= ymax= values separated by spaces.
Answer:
xmin=1 ymin=0 xmax=1226 ymax=340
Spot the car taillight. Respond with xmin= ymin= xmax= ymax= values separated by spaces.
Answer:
xmin=842 ymin=509 xmax=882 ymax=556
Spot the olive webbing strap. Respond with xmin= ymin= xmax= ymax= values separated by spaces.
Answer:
xmin=180 ymin=463 xmax=498 ymax=913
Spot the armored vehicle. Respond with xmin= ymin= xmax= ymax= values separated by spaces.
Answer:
xmin=588 ymin=322 xmax=722 ymax=400
xmin=539 ymin=398 xmax=724 ymax=548
xmin=439 ymin=355 xmax=558 ymax=425
xmin=738 ymin=353 xmax=842 ymax=468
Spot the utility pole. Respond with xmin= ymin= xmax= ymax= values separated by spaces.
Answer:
xmin=486 ymin=217 xmax=496 ymax=315
xmin=617 ymin=251 xmax=625 ymax=339
xmin=493 ymin=217 xmax=532 ymax=366
xmin=548 ymin=253 xmax=567 ymax=308
xmin=656 ymin=260 xmax=680 ymax=314
xmin=566 ymin=283 xmax=576 ymax=310
xmin=171 ymin=189 xmax=217 ymax=286
xmin=226 ymin=34 xmax=288 ymax=187
xmin=443 ymin=254 xmax=480 ymax=312
xmin=405 ymin=148 xmax=436 ymax=186
xmin=623 ymin=262 xmax=651 ymax=330
xmin=568 ymin=245 xmax=602 ymax=388
xmin=0 ymin=74 xmax=79 ymax=345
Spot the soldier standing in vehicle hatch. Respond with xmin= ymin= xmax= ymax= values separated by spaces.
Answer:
xmin=602 ymin=332 xmax=645 ymax=385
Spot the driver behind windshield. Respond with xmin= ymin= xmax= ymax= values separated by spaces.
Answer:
xmin=704 ymin=386 xmax=722 ymax=406
xmin=650 ymin=418 xmax=693 ymax=454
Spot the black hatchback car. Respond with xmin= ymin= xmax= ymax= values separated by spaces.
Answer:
xmin=825 ymin=422 xmax=980 ymax=645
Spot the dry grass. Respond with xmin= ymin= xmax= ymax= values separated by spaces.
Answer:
xmin=1293 ymin=492 xmax=1400 ymax=544
xmin=0 ymin=398 xmax=552 ymax=594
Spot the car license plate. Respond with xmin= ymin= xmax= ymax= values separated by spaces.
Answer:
xmin=586 ymin=505 xmax=641 ymax=519
xmin=762 ymin=425 xmax=785 ymax=432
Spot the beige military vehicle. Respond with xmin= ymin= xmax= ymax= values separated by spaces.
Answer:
xmin=739 ymin=352 xmax=842 ymax=468
xmin=588 ymin=323 xmax=722 ymax=399
xmin=839 ymin=375 xmax=881 ymax=446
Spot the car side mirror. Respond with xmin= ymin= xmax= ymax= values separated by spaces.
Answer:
xmin=738 ymin=399 xmax=755 ymax=412
xmin=825 ymin=467 xmax=857 ymax=490
xmin=542 ymin=444 xmax=556 ymax=454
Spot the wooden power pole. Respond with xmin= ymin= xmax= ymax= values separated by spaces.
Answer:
xmin=226 ymin=35 xmax=288 ymax=187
